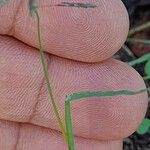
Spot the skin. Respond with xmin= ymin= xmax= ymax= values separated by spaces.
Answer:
xmin=0 ymin=0 xmax=148 ymax=149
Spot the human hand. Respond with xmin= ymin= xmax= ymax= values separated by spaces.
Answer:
xmin=0 ymin=0 xmax=148 ymax=149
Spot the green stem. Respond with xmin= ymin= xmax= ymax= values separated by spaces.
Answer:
xmin=34 ymin=10 xmax=67 ymax=143
xmin=143 ymin=76 xmax=150 ymax=80
xmin=126 ymin=38 xmax=150 ymax=45
xmin=122 ymin=44 xmax=136 ymax=58
xmin=128 ymin=21 xmax=150 ymax=37
xmin=66 ymin=89 xmax=149 ymax=102
xmin=65 ymin=88 xmax=150 ymax=149
xmin=127 ymin=54 xmax=150 ymax=66
xmin=65 ymin=101 xmax=74 ymax=150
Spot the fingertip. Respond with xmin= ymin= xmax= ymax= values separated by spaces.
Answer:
xmin=0 ymin=0 xmax=129 ymax=62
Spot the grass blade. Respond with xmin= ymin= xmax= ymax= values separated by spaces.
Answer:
xmin=143 ymin=76 xmax=150 ymax=80
xmin=29 ymin=0 xmax=67 ymax=144
xmin=65 ymin=88 xmax=150 ymax=149
xmin=126 ymin=38 xmax=150 ymax=45
xmin=29 ymin=0 xmax=37 ymax=17
xmin=127 ymin=53 xmax=150 ymax=66
xmin=128 ymin=21 xmax=150 ymax=37
xmin=66 ymin=88 xmax=149 ymax=102
xmin=35 ymin=10 xmax=67 ymax=143
xmin=137 ymin=118 xmax=150 ymax=135
xmin=0 ymin=0 xmax=9 ymax=6
xmin=65 ymin=101 xmax=74 ymax=150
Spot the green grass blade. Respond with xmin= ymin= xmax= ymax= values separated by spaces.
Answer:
xmin=65 ymin=101 xmax=74 ymax=150
xmin=143 ymin=76 xmax=150 ymax=80
xmin=137 ymin=118 xmax=150 ymax=134
xmin=66 ymin=88 xmax=149 ymax=102
xmin=29 ymin=0 xmax=37 ymax=17
xmin=35 ymin=10 xmax=67 ymax=143
xmin=29 ymin=0 xmax=67 ymax=144
xmin=127 ymin=53 xmax=150 ymax=66
xmin=126 ymin=38 xmax=150 ymax=45
xmin=145 ymin=61 xmax=150 ymax=76
xmin=128 ymin=21 xmax=150 ymax=37
xmin=65 ymin=88 xmax=150 ymax=149
xmin=0 ymin=0 xmax=9 ymax=6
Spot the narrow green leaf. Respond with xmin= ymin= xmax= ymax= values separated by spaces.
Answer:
xmin=65 ymin=101 xmax=74 ymax=150
xmin=127 ymin=53 xmax=150 ymax=66
xmin=29 ymin=0 xmax=37 ymax=17
xmin=66 ymin=88 xmax=149 ymax=102
xmin=126 ymin=38 xmax=150 ymax=45
xmin=65 ymin=88 xmax=150 ymax=149
xmin=128 ymin=21 xmax=150 ymax=37
xmin=137 ymin=118 xmax=150 ymax=135
xmin=32 ymin=5 xmax=68 ymax=145
xmin=143 ymin=76 xmax=150 ymax=80
xmin=145 ymin=61 xmax=150 ymax=76
xmin=0 ymin=0 xmax=9 ymax=6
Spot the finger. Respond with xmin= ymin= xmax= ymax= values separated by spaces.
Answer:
xmin=0 ymin=36 xmax=148 ymax=140
xmin=0 ymin=120 xmax=122 ymax=150
xmin=0 ymin=0 xmax=129 ymax=62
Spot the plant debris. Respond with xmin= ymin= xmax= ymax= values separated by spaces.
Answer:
xmin=57 ymin=2 xmax=97 ymax=8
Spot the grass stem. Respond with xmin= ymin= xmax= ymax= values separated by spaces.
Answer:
xmin=127 ymin=54 xmax=150 ymax=66
xmin=143 ymin=76 xmax=150 ymax=80
xmin=34 ymin=10 xmax=67 ymax=144
xmin=65 ymin=88 xmax=150 ymax=149
xmin=65 ymin=101 xmax=74 ymax=150
xmin=128 ymin=21 xmax=150 ymax=37
xmin=126 ymin=38 xmax=150 ymax=45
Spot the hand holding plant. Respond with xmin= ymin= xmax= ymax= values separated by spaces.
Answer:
xmin=0 ymin=0 xmax=149 ymax=149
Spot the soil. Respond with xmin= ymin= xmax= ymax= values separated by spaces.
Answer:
xmin=116 ymin=1 xmax=150 ymax=149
